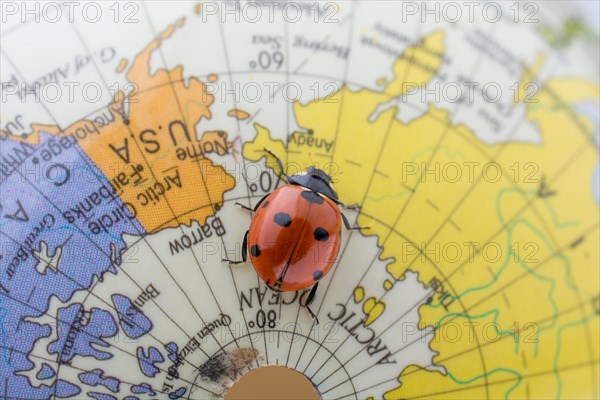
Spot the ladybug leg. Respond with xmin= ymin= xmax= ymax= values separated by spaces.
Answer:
xmin=221 ymin=230 xmax=249 ymax=265
xmin=240 ymin=230 xmax=249 ymax=262
xmin=263 ymin=147 xmax=289 ymax=183
xmin=235 ymin=193 xmax=270 ymax=213
xmin=302 ymin=283 xmax=320 ymax=324
xmin=332 ymin=199 xmax=361 ymax=211
xmin=345 ymin=204 xmax=362 ymax=211
xmin=342 ymin=212 xmax=370 ymax=231
xmin=234 ymin=202 xmax=254 ymax=212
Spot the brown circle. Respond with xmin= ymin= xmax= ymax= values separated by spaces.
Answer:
xmin=225 ymin=366 xmax=320 ymax=400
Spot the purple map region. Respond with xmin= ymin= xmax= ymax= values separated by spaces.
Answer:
xmin=54 ymin=379 xmax=82 ymax=398
xmin=169 ymin=386 xmax=187 ymax=399
xmin=165 ymin=342 xmax=179 ymax=363
xmin=111 ymin=294 xmax=153 ymax=339
xmin=78 ymin=368 xmax=120 ymax=393
xmin=48 ymin=304 xmax=118 ymax=363
xmin=37 ymin=363 xmax=56 ymax=380
xmin=137 ymin=346 xmax=165 ymax=378
xmin=88 ymin=392 xmax=118 ymax=400
xmin=131 ymin=382 xmax=156 ymax=396
xmin=0 ymin=131 xmax=146 ymax=399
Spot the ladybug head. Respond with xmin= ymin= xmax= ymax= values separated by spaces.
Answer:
xmin=289 ymin=166 xmax=339 ymax=200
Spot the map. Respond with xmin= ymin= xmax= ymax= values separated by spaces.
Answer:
xmin=1 ymin=1 xmax=599 ymax=399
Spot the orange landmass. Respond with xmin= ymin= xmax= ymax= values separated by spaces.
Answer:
xmin=27 ymin=18 xmax=235 ymax=233
xmin=115 ymin=58 xmax=128 ymax=73
xmin=227 ymin=109 xmax=250 ymax=120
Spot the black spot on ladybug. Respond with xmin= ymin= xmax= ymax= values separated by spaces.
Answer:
xmin=301 ymin=190 xmax=324 ymax=204
xmin=274 ymin=212 xmax=292 ymax=227
xmin=314 ymin=227 xmax=329 ymax=242
xmin=250 ymin=245 xmax=261 ymax=257
xmin=313 ymin=270 xmax=323 ymax=280
xmin=262 ymin=201 xmax=270 ymax=208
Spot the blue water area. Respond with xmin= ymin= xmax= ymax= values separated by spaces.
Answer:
xmin=169 ymin=386 xmax=187 ymax=399
xmin=137 ymin=346 xmax=165 ymax=377
xmin=131 ymin=383 xmax=156 ymax=396
xmin=48 ymin=304 xmax=118 ymax=363
xmin=111 ymin=294 xmax=153 ymax=339
xmin=37 ymin=363 xmax=56 ymax=380
xmin=79 ymin=369 xmax=120 ymax=393
xmin=574 ymin=101 xmax=600 ymax=204
xmin=0 ymin=131 xmax=145 ymax=398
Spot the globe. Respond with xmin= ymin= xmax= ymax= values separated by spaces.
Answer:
xmin=0 ymin=1 xmax=598 ymax=399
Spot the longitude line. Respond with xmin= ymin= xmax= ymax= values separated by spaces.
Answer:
xmin=138 ymin=5 xmax=245 ymax=355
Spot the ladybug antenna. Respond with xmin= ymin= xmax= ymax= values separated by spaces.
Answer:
xmin=308 ymin=152 xmax=315 ymax=167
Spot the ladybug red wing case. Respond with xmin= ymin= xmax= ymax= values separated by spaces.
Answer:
xmin=248 ymin=185 xmax=342 ymax=292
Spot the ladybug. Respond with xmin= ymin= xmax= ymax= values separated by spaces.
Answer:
xmin=223 ymin=148 xmax=365 ymax=323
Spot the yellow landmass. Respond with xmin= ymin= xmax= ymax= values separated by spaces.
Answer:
xmin=243 ymin=31 xmax=600 ymax=399
xmin=513 ymin=53 xmax=546 ymax=104
xmin=384 ymin=30 xmax=444 ymax=97
xmin=376 ymin=77 xmax=387 ymax=87
xmin=383 ymin=279 xmax=393 ymax=291
xmin=354 ymin=286 xmax=365 ymax=302
xmin=24 ymin=18 xmax=234 ymax=233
